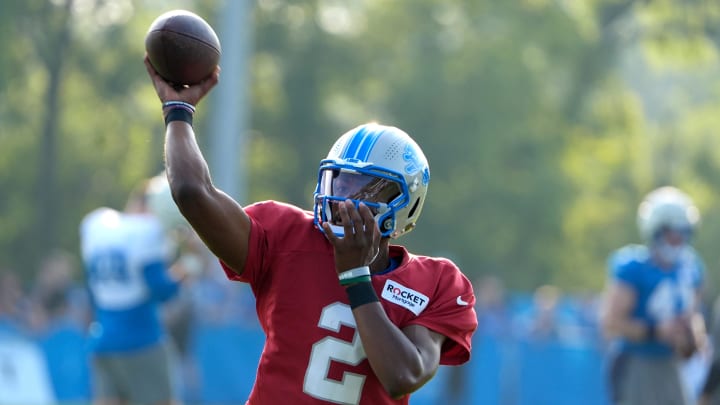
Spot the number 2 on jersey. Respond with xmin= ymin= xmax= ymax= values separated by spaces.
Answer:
xmin=303 ymin=302 xmax=366 ymax=405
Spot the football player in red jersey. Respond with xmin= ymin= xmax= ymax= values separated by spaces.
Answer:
xmin=145 ymin=57 xmax=478 ymax=405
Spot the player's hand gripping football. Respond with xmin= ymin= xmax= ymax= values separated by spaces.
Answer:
xmin=144 ymin=55 xmax=219 ymax=106
xmin=322 ymin=200 xmax=381 ymax=274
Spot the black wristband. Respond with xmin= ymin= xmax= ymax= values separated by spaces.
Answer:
xmin=346 ymin=281 xmax=379 ymax=309
xmin=164 ymin=108 xmax=193 ymax=126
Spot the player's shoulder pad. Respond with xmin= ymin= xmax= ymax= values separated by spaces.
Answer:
xmin=410 ymin=253 xmax=472 ymax=293
xmin=246 ymin=200 xmax=314 ymax=224
xmin=408 ymin=251 xmax=461 ymax=272
xmin=680 ymin=246 xmax=705 ymax=272
xmin=683 ymin=246 xmax=702 ymax=262
xmin=608 ymin=244 xmax=649 ymax=274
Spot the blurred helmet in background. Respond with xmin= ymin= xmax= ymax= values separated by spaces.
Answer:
xmin=636 ymin=186 xmax=700 ymax=243
xmin=146 ymin=173 xmax=188 ymax=231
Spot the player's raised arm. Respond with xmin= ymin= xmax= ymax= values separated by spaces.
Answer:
xmin=144 ymin=57 xmax=251 ymax=275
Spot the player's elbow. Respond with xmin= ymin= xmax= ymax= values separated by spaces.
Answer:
xmin=382 ymin=367 xmax=434 ymax=399
xmin=383 ymin=378 xmax=415 ymax=399
xmin=170 ymin=178 xmax=211 ymax=209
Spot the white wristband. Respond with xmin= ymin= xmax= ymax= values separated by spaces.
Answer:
xmin=338 ymin=266 xmax=371 ymax=281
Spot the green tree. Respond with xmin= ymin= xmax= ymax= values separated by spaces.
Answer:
xmin=3 ymin=0 xmax=720 ymax=296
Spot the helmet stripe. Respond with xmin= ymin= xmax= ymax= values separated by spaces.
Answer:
xmin=355 ymin=130 xmax=383 ymax=161
xmin=341 ymin=126 xmax=369 ymax=159
xmin=340 ymin=125 xmax=384 ymax=161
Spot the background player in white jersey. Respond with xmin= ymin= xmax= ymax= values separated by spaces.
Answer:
xmin=145 ymin=57 xmax=477 ymax=405
xmin=79 ymin=175 xmax=196 ymax=405
xmin=600 ymin=186 xmax=707 ymax=405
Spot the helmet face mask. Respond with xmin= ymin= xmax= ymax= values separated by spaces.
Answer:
xmin=319 ymin=169 xmax=404 ymax=208
xmin=313 ymin=123 xmax=430 ymax=239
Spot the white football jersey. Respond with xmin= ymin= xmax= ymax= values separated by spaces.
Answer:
xmin=80 ymin=208 xmax=173 ymax=310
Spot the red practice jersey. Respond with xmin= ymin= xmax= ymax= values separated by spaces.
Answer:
xmin=221 ymin=201 xmax=478 ymax=405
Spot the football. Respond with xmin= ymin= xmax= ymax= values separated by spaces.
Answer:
xmin=145 ymin=10 xmax=221 ymax=85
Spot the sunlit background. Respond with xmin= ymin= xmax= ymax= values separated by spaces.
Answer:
xmin=2 ymin=0 xmax=720 ymax=404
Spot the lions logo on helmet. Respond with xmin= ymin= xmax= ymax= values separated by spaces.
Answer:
xmin=636 ymin=186 xmax=700 ymax=243
xmin=313 ymin=123 xmax=430 ymax=239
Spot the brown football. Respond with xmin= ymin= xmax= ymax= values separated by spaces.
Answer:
xmin=145 ymin=10 xmax=221 ymax=85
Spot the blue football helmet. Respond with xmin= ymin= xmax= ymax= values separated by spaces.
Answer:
xmin=313 ymin=123 xmax=430 ymax=238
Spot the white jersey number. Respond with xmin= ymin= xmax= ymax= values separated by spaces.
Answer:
xmin=303 ymin=302 xmax=366 ymax=405
xmin=648 ymin=279 xmax=695 ymax=321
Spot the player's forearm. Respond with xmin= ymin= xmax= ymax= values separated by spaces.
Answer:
xmin=164 ymin=122 xmax=214 ymax=206
xmin=602 ymin=315 xmax=650 ymax=342
xmin=163 ymin=123 xmax=222 ymax=243
xmin=689 ymin=311 xmax=708 ymax=349
xmin=352 ymin=304 xmax=432 ymax=398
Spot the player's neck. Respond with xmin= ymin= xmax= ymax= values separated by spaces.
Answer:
xmin=369 ymin=239 xmax=392 ymax=274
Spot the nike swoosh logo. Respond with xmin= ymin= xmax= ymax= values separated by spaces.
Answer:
xmin=456 ymin=296 xmax=469 ymax=306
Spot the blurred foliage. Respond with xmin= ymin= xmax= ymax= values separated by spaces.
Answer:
xmin=2 ymin=0 xmax=720 ymax=296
